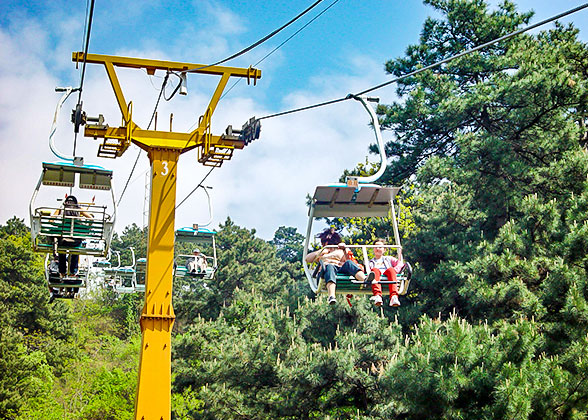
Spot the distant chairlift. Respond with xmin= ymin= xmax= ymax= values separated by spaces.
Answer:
xmin=174 ymin=185 xmax=218 ymax=281
xmin=111 ymin=248 xmax=138 ymax=294
xmin=135 ymin=257 xmax=146 ymax=293
xmin=302 ymin=95 xmax=412 ymax=297
xmin=175 ymin=226 xmax=218 ymax=281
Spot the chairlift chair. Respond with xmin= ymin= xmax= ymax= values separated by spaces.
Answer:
xmin=45 ymin=253 xmax=91 ymax=299
xmin=30 ymin=161 xmax=117 ymax=257
xmin=303 ymin=184 xmax=412 ymax=296
xmin=174 ymin=226 xmax=218 ymax=281
xmin=110 ymin=247 xmax=138 ymax=294
xmin=302 ymin=95 xmax=412 ymax=298
xmin=135 ymin=257 xmax=146 ymax=293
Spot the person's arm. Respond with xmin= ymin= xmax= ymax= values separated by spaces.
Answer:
xmin=338 ymin=243 xmax=348 ymax=262
xmin=386 ymin=255 xmax=398 ymax=267
xmin=305 ymin=248 xmax=324 ymax=264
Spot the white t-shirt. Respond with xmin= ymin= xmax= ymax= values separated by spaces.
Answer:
xmin=369 ymin=255 xmax=403 ymax=272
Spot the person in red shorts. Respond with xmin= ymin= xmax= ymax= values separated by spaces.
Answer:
xmin=369 ymin=239 xmax=405 ymax=307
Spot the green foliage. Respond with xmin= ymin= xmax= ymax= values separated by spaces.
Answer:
xmin=0 ymin=217 xmax=29 ymax=238
xmin=110 ymin=223 xmax=147 ymax=266
xmin=173 ymin=289 xmax=403 ymax=419
xmin=270 ymin=226 xmax=304 ymax=263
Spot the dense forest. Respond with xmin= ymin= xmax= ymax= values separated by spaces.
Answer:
xmin=2 ymin=0 xmax=588 ymax=418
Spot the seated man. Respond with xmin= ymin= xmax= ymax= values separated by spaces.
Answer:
xmin=185 ymin=248 xmax=207 ymax=274
xmin=305 ymin=228 xmax=375 ymax=305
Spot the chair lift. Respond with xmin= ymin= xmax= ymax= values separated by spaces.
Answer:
xmin=174 ymin=185 xmax=218 ymax=281
xmin=135 ymin=257 xmax=146 ymax=293
xmin=93 ymin=248 xmax=113 ymax=268
xmin=101 ymin=250 xmax=120 ymax=289
xmin=112 ymin=247 xmax=138 ymax=294
xmin=45 ymin=253 xmax=92 ymax=299
xmin=31 ymin=87 xmax=117 ymax=299
xmin=302 ymin=95 xmax=412 ymax=298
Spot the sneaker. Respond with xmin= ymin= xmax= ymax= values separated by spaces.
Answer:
xmin=328 ymin=295 xmax=337 ymax=305
xmin=370 ymin=295 xmax=383 ymax=307
xmin=389 ymin=295 xmax=400 ymax=307
xmin=366 ymin=271 xmax=376 ymax=284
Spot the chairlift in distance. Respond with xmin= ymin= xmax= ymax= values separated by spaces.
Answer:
xmin=93 ymin=248 xmax=113 ymax=269
xmin=135 ymin=257 xmax=146 ymax=293
xmin=302 ymin=95 xmax=412 ymax=298
xmin=45 ymin=253 xmax=93 ymax=299
xmin=174 ymin=185 xmax=218 ymax=281
xmin=175 ymin=226 xmax=218 ymax=281
xmin=103 ymin=248 xmax=139 ymax=294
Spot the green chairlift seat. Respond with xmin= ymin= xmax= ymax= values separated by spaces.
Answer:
xmin=30 ymin=162 xmax=117 ymax=257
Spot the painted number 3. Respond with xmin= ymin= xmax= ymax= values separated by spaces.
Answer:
xmin=161 ymin=161 xmax=169 ymax=176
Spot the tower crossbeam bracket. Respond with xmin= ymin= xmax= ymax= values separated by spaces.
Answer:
xmin=72 ymin=52 xmax=261 ymax=160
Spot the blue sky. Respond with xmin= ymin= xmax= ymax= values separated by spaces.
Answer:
xmin=1 ymin=0 xmax=587 ymax=240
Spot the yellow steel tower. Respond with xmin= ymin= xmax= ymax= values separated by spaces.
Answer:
xmin=73 ymin=52 xmax=261 ymax=420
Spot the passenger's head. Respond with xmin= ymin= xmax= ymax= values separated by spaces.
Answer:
xmin=64 ymin=195 xmax=78 ymax=206
xmin=373 ymin=238 xmax=386 ymax=258
xmin=192 ymin=248 xmax=201 ymax=255
xmin=318 ymin=227 xmax=341 ymax=246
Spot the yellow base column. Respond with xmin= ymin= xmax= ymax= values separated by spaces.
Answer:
xmin=134 ymin=148 xmax=179 ymax=420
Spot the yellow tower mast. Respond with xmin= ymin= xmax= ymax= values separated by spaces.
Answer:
xmin=73 ymin=52 xmax=261 ymax=420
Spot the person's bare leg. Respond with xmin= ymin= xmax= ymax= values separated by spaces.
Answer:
xmin=327 ymin=281 xmax=336 ymax=297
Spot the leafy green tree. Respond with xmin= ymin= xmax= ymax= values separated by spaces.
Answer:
xmin=0 ymin=217 xmax=29 ymax=238
xmin=110 ymin=223 xmax=147 ymax=266
xmin=269 ymin=226 xmax=304 ymax=264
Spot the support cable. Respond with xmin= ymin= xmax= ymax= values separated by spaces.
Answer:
xmin=220 ymin=0 xmax=341 ymax=101
xmin=187 ymin=0 xmax=327 ymax=73
xmin=73 ymin=0 xmax=95 ymax=157
xmin=118 ymin=0 xmax=322 ymax=203
xmin=117 ymin=73 xmax=170 ymax=206
xmin=257 ymin=3 xmax=588 ymax=121
xmin=176 ymin=166 xmax=216 ymax=210
xmin=170 ymin=0 xmax=330 ymax=104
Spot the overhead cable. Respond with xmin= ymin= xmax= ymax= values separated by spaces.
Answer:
xmin=186 ymin=0 xmax=327 ymax=73
xmin=220 ymin=0 xmax=341 ymax=101
xmin=258 ymin=2 xmax=588 ymax=121
xmin=73 ymin=0 xmax=95 ymax=157
xmin=117 ymin=73 xmax=170 ymax=206
xmin=119 ymin=0 xmax=323 ymax=203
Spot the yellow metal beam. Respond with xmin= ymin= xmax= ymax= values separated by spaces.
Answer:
xmin=73 ymin=52 xmax=262 ymax=79
xmin=134 ymin=149 xmax=179 ymax=420
xmin=74 ymin=52 xmax=260 ymax=157
xmin=85 ymin=126 xmax=246 ymax=153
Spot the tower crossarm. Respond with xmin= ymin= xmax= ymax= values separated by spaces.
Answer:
xmin=72 ymin=52 xmax=261 ymax=160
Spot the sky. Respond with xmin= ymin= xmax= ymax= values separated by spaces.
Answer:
xmin=1 ymin=0 xmax=587 ymax=241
